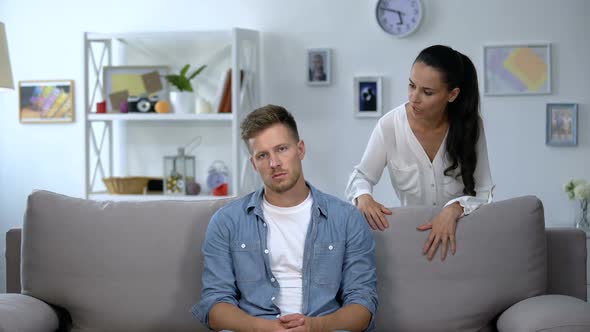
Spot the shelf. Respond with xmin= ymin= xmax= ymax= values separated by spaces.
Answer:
xmin=88 ymin=193 xmax=235 ymax=201
xmin=87 ymin=113 xmax=233 ymax=122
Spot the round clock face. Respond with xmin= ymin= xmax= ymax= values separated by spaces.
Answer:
xmin=376 ymin=0 xmax=423 ymax=37
xmin=207 ymin=172 xmax=226 ymax=190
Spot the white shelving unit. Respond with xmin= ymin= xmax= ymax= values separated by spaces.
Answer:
xmin=83 ymin=28 xmax=261 ymax=201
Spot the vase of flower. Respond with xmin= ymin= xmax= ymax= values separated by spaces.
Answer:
xmin=575 ymin=198 xmax=589 ymax=229
xmin=565 ymin=179 xmax=590 ymax=230
xmin=165 ymin=64 xmax=206 ymax=114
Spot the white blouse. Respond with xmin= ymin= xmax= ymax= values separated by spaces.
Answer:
xmin=345 ymin=103 xmax=494 ymax=216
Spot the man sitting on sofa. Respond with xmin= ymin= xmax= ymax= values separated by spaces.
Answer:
xmin=192 ymin=105 xmax=378 ymax=332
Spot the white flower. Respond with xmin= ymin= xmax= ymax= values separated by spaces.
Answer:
xmin=574 ymin=183 xmax=590 ymax=200
xmin=565 ymin=179 xmax=589 ymax=200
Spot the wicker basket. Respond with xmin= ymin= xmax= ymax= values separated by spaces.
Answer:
xmin=102 ymin=177 xmax=154 ymax=195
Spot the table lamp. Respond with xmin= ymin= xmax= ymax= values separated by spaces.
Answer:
xmin=0 ymin=22 xmax=14 ymax=91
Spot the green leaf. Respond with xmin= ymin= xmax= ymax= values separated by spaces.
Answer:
xmin=180 ymin=64 xmax=190 ymax=78
xmin=188 ymin=65 xmax=207 ymax=79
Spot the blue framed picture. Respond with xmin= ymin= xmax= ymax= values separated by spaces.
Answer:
xmin=546 ymin=103 xmax=577 ymax=146
xmin=354 ymin=76 xmax=382 ymax=118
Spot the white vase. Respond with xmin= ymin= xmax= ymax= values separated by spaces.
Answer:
xmin=195 ymin=97 xmax=213 ymax=114
xmin=170 ymin=91 xmax=196 ymax=114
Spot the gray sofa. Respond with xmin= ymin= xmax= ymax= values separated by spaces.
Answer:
xmin=1 ymin=190 xmax=590 ymax=332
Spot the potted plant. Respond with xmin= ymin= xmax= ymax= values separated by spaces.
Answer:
xmin=166 ymin=64 xmax=206 ymax=114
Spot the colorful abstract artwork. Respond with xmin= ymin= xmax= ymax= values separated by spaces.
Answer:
xmin=19 ymin=80 xmax=74 ymax=123
xmin=483 ymin=44 xmax=551 ymax=95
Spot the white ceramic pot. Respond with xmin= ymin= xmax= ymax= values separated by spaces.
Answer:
xmin=170 ymin=91 xmax=196 ymax=114
xmin=195 ymin=97 xmax=213 ymax=114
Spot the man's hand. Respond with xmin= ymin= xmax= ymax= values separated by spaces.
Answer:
xmin=251 ymin=316 xmax=294 ymax=332
xmin=416 ymin=202 xmax=463 ymax=261
xmin=277 ymin=314 xmax=324 ymax=332
xmin=356 ymin=194 xmax=392 ymax=231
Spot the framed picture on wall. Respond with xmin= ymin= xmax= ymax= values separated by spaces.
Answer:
xmin=19 ymin=80 xmax=75 ymax=123
xmin=483 ymin=43 xmax=551 ymax=96
xmin=546 ymin=103 xmax=577 ymax=146
xmin=354 ymin=76 xmax=382 ymax=118
xmin=306 ymin=48 xmax=331 ymax=86
xmin=103 ymin=66 xmax=170 ymax=112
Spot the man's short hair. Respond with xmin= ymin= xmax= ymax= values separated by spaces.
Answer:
xmin=240 ymin=105 xmax=300 ymax=151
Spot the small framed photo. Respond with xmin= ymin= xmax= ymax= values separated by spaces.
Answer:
xmin=354 ymin=76 xmax=382 ymax=118
xmin=306 ymin=48 xmax=331 ymax=86
xmin=103 ymin=66 xmax=170 ymax=112
xmin=19 ymin=80 xmax=75 ymax=123
xmin=546 ymin=103 xmax=577 ymax=146
xmin=483 ymin=43 xmax=551 ymax=96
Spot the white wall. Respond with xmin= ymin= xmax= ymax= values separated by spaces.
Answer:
xmin=0 ymin=0 xmax=588 ymax=292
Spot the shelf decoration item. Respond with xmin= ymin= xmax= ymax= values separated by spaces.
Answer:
xmin=103 ymin=177 xmax=154 ymax=194
xmin=103 ymin=66 xmax=169 ymax=112
xmin=207 ymin=160 xmax=229 ymax=196
xmin=19 ymin=80 xmax=75 ymax=123
xmin=564 ymin=179 xmax=590 ymax=230
xmin=164 ymin=147 xmax=196 ymax=195
xmin=166 ymin=64 xmax=206 ymax=114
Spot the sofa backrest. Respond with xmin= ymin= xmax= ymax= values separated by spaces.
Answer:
xmin=21 ymin=191 xmax=548 ymax=332
xmin=22 ymin=190 xmax=233 ymax=332
xmin=375 ymin=195 xmax=547 ymax=331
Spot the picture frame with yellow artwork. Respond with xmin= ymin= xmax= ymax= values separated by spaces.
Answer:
xmin=19 ymin=80 xmax=74 ymax=123
xmin=483 ymin=43 xmax=551 ymax=96
xmin=102 ymin=66 xmax=170 ymax=112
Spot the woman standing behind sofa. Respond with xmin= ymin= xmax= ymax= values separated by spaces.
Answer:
xmin=345 ymin=45 xmax=494 ymax=261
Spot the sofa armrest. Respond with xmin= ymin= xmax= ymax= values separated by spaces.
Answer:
xmin=5 ymin=228 xmax=21 ymax=293
xmin=0 ymin=293 xmax=59 ymax=332
xmin=497 ymin=295 xmax=590 ymax=332
xmin=546 ymin=228 xmax=587 ymax=300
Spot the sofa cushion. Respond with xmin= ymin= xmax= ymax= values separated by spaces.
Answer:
xmin=497 ymin=295 xmax=590 ymax=332
xmin=0 ymin=293 xmax=59 ymax=332
xmin=374 ymin=196 xmax=547 ymax=332
xmin=21 ymin=190 xmax=233 ymax=332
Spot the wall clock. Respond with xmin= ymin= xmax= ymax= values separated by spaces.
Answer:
xmin=376 ymin=0 xmax=423 ymax=38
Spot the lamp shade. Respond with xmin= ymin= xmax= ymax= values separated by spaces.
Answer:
xmin=0 ymin=22 xmax=14 ymax=90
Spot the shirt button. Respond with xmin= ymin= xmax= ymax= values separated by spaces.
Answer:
xmin=241 ymin=243 xmax=246 ymax=249
xmin=432 ymin=202 xmax=437 ymax=206
xmin=328 ymin=245 xmax=334 ymax=250
xmin=271 ymin=296 xmax=276 ymax=301
xmin=431 ymin=183 xmax=435 ymax=187
xmin=264 ymin=249 xmax=269 ymax=254
xmin=263 ymin=223 xmax=267 ymax=227
xmin=276 ymin=314 xmax=280 ymax=318
xmin=270 ymin=277 xmax=276 ymax=282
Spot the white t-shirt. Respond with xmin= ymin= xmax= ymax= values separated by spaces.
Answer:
xmin=345 ymin=103 xmax=494 ymax=215
xmin=262 ymin=193 xmax=313 ymax=315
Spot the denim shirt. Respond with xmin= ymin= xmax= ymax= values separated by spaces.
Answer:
xmin=192 ymin=183 xmax=378 ymax=331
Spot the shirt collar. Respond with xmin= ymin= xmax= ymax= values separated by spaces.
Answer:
xmin=246 ymin=181 xmax=328 ymax=219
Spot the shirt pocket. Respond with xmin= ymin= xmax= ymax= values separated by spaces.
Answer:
xmin=388 ymin=160 xmax=420 ymax=194
xmin=311 ymin=241 xmax=345 ymax=287
xmin=231 ymin=241 xmax=263 ymax=282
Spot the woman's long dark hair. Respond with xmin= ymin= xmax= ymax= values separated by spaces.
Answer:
xmin=415 ymin=45 xmax=480 ymax=196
